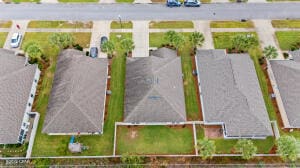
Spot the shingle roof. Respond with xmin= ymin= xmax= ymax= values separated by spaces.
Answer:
xmin=269 ymin=57 xmax=300 ymax=127
xmin=43 ymin=49 xmax=108 ymax=134
xmin=124 ymin=47 xmax=186 ymax=123
xmin=196 ymin=50 xmax=273 ymax=137
xmin=0 ymin=49 xmax=38 ymax=144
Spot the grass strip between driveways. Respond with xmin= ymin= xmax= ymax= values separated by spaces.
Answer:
xmin=0 ymin=32 xmax=8 ymax=48
xmin=0 ymin=20 xmax=12 ymax=28
xmin=28 ymin=21 xmax=93 ymax=29
xmin=149 ymin=21 xmax=194 ymax=29
xmin=110 ymin=21 xmax=133 ymax=29
xmin=210 ymin=21 xmax=254 ymax=28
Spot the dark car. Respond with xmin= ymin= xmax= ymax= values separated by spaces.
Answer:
xmin=100 ymin=36 xmax=108 ymax=52
xmin=166 ymin=0 xmax=181 ymax=7
xmin=184 ymin=0 xmax=201 ymax=7
xmin=89 ymin=47 xmax=98 ymax=58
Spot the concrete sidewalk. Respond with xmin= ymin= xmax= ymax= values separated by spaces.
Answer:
xmin=132 ymin=20 xmax=149 ymax=57
xmin=193 ymin=20 xmax=214 ymax=49
xmin=3 ymin=20 xmax=29 ymax=50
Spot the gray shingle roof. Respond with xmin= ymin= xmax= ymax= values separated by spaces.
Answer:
xmin=269 ymin=59 xmax=300 ymax=127
xmin=124 ymin=47 xmax=186 ymax=123
xmin=43 ymin=49 xmax=108 ymax=134
xmin=0 ymin=49 xmax=38 ymax=144
xmin=196 ymin=50 xmax=273 ymax=137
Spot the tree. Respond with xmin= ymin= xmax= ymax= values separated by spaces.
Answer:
xmin=164 ymin=30 xmax=177 ymax=46
xmin=232 ymin=34 xmax=258 ymax=52
xmin=121 ymin=38 xmax=135 ymax=56
xmin=121 ymin=153 xmax=144 ymax=168
xmin=101 ymin=40 xmax=115 ymax=58
xmin=173 ymin=33 xmax=185 ymax=52
xmin=23 ymin=41 xmax=44 ymax=64
xmin=48 ymin=32 xmax=74 ymax=49
xmin=197 ymin=138 xmax=216 ymax=160
xmin=235 ymin=139 xmax=257 ymax=160
xmin=277 ymin=135 xmax=298 ymax=162
xmin=189 ymin=32 xmax=205 ymax=49
xmin=263 ymin=45 xmax=278 ymax=59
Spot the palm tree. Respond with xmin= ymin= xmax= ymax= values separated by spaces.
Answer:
xmin=232 ymin=34 xmax=258 ymax=52
xmin=48 ymin=32 xmax=74 ymax=49
xmin=121 ymin=38 xmax=135 ymax=56
xmin=164 ymin=30 xmax=177 ymax=47
xmin=101 ymin=40 xmax=115 ymax=59
xmin=23 ymin=41 xmax=44 ymax=64
xmin=263 ymin=45 xmax=278 ymax=59
xmin=189 ymin=32 xmax=205 ymax=49
xmin=197 ymin=138 xmax=216 ymax=160
xmin=173 ymin=33 xmax=185 ymax=54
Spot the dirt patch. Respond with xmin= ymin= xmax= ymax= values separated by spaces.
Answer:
xmin=203 ymin=125 xmax=223 ymax=138
xmin=130 ymin=130 xmax=138 ymax=139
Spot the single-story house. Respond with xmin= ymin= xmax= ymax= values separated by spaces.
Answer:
xmin=124 ymin=47 xmax=186 ymax=123
xmin=42 ymin=49 xmax=108 ymax=135
xmin=195 ymin=49 xmax=273 ymax=139
xmin=267 ymin=50 xmax=300 ymax=128
xmin=0 ymin=49 xmax=40 ymax=144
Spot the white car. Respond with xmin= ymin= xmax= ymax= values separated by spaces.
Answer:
xmin=10 ymin=33 xmax=22 ymax=48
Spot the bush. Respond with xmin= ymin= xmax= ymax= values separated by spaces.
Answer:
xmin=258 ymin=57 xmax=265 ymax=65
xmin=283 ymin=52 xmax=289 ymax=59
xmin=73 ymin=44 xmax=83 ymax=51
xmin=86 ymin=51 xmax=90 ymax=56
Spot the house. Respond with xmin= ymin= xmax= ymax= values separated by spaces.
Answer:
xmin=124 ymin=47 xmax=186 ymax=123
xmin=42 ymin=49 xmax=108 ymax=135
xmin=0 ymin=49 xmax=40 ymax=144
xmin=195 ymin=49 xmax=273 ymax=139
xmin=267 ymin=50 xmax=300 ymax=128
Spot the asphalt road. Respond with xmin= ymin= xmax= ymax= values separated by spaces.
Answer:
xmin=0 ymin=3 xmax=300 ymax=21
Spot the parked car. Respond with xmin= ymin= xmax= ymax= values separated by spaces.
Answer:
xmin=184 ymin=0 xmax=201 ymax=7
xmin=100 ymin=36 xmax=108 ymax=52
xmin=166 ymin=0 xmax=181 ymax=7
xmin=10 ymin=33 xmax=22 ymax=48
xmin=89 ymin=47 xmax=98 ymax=58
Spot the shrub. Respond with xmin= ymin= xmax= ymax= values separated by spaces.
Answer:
xmin=283 ymin=52 xmax=289 ymax=59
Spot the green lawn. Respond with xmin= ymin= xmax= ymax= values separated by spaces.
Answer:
xmin=116 ymin=125 xmax=194 ymax=154
xmin=28 ymin=21 xmax=93 ymax=29
xmin=0 ymin=32 xmax=8 ymax=48
xmin=149 ymin=21 xmax=194 ymax=29
xmin=271 ymin=20 xmax=300 ymax=28
xmin=149 ymin=32 xmax=200 ymax=120
xmin=116 ymin=0 xmax=134 ymax=3
xmin=0 ymin=143 xmax=28 ymax=157
xmin=210 ymin=21 xmax=254 ymax=28
xmin=0 ymin=20 xmax=12 ymax=28
xmin=58 ymin=0 xmax=99 ymax=2
xmin=110 ymin=21 xmax=133 ymax=29
xmin=275 ymin=31 xmax=300 ymax=50
xmin=212 ymin=32 xmax=258 ymax=49
xmin=200 ymin=0 xmax=211 ymax=3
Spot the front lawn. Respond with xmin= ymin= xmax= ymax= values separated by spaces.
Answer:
xmin=149 ymin=21 xmax=194 ymax=29
xmin=116 ymin=125 xmax=195 ymax=154
xmin=116 ymin=0 xmax=134 ymax=3
xmin=0 ymin=32 xmax=8 ymax=48
xmin=210 ymin=21 xmax=254 ymax=28
xmin=110 ymin=21 xmax=133 ymax=29
xmin=212 ymin=32 xmax=258 ymax=49
xmin=58 ymin=0 xmax=99 ymax=2
xmin=0 ymin=20 xmax=12 ymax=28
xmin=271 ymin=20 xmax=300 ymax=28
xmin=275 ymin=31 xmax=300 ymax=50
xmin=28 ymin=21 xmax=93 ymax=29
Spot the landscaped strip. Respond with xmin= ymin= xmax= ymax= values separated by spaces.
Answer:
xmin=0 ymin=32 xmax=8 ymax=48
xmin=149 ymin=21 xmax=194 ymax=29
xmin=271 ymin=20 xmax=300 ymax=28
xmin=275 ymin=31 xmax=300 ymax=50
xmin=0 ymin=20 xmax=12 ymax=28
xmin=110 ymin=21 xmax=133 ymax=29
xmin=210 ymin=21 xmax=254 ymax=28
xmin=116 ymin=125 xmax=195 ymax=154
xmin=27 ymin=21 xmax=93 ymax=29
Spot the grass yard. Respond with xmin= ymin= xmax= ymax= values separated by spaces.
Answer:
xmin=271 ymin=20 xmax=300 ymax=28
xmin=149 ymin=32 xmax=200 ymax=120
xmin=116 ymin=125 xmax=195 ymax=154
xmin=0 ymin=20 xmax=12 ymax=28
xmin=200 ymin=0 xmax=211 ymax=3
xmin=28 ymin=21 xmax=93 ymax=29
xmin=58 ymin=0 xmax=99 ymax=2
xmin=116 ymin=0 xmax=134 ymax=3
xmin=149 ymin=21 xmax=194 ymax=29
xmin=110 ymin=21 xmax=133 ymax=29
xmin=0 ymin=32 xmax=8 ymax=48
xmin=210 ymin=21 xmax=254 ymax=28
xmin=212 ymin=32 xmax=258 ymax=49
xmin=275 ymin=31 xmax=300 ymax=50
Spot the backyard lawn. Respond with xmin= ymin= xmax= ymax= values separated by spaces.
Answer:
xmin=271 ymin=20 xmax=300 ymax=28
xmin=110 ymin=21 xmax=133 ymax=29
xmin=149 ymin=21 xmax=194 ymax=29
xmin=0 ymin=32 xmax=8 ymax=48
xmin=275 ymin=31 xmax=300 ymax=50
xmin=24 ymin=32 xmax=126 ymax=156
xmin=0 ymin=20 xmax=12 ymax=28
xmin=116 ymin=125 xmax=195 ymax=154
xmin=210 ymin=21 xmax=254 ymax=28
xmin=28 ymin=21 xmax=93 ymax=29
xmin=149 ymin=32 xmax=200 ymax=120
